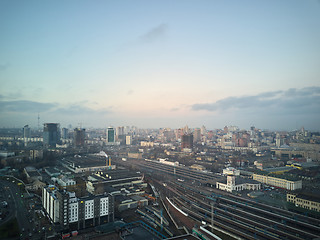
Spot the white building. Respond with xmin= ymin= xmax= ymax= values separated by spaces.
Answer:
xmin=216 ymin=175 xmax=261 ymax=193
xmin=56 ymin=176 xmax=76 ymax=187
xmin=253 ymin=174 xmax=302 ymax=190
xmin=42 ymin=185 xmax=114 ymax=229
xmin=223 ymin=167 xmax=240 ymax=176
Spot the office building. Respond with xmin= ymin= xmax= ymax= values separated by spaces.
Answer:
xmin=74 ymin=128 xmax=85 ymax=147
xmin=106 ymin=127 xmax=115 ymax=144
xmin=23 ymin=125 xmax=31 ymax=142
xmin=193 ymin=128 xmax=201 ymax=143
xmin=126 ymin=135 xmax=131 ymax=145
xmin=43 ymin=123 xmax=59 ymax=148
xmin=61 ymin=128 xmax=68 ymax=140
xmin=181 ymin=134 xmax=193 ymax=149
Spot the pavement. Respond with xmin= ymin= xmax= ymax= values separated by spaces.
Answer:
xmin=0 ymin=178 xmax=52 ymax=240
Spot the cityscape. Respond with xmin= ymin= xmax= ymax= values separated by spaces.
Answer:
xmin=0 ymin=124 xmax=319 ymax=239
xmin=1 ymin=1 xmax=320 ymax=240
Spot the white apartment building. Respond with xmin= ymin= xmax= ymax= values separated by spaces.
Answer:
xmin=42 ymin=185 xmax=114 ymax=230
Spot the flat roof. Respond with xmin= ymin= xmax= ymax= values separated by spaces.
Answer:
xmin=264 ymin=167 xmax=293 ymax=172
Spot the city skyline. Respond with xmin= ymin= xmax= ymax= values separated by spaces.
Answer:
xmin=1 ymin=1 xmax=320 ymax=131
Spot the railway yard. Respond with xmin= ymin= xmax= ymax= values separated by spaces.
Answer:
xmin=118 ymin=158 xmax=320 ymax=240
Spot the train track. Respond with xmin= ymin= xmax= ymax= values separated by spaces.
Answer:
xmin=167 ymin=181 xmax=320 ymax=240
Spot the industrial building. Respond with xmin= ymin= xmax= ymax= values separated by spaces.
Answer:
xmin=86 ymin=169 xmax=145 ymax=195
xmin=59 ymin=154 xmax=115 ymax=173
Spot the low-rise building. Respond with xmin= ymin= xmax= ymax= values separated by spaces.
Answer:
xmin=287 ymin=191 xmax=320 ymax=212
xmin=24 ymin=166 xmax=42 ymax=182
xmin=253 ymin=173 xmax=302 ymax=190
xmin=216 ymin=175 xmax=261 ymax=193
xmin=223 ymin=167 xmax=240 ymax=176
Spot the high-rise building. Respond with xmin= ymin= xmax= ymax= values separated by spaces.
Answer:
xmin=74 ymin=128 xmax=86 ymax=147
xmin=23 ymin=125 xmax=31 ymax=142
xmin=126 ymin=135 xmax=131 ymax=145
xmin=181 ymin=134 xmax=193 ymax=149
xmin=200 ymin=125 xmax=207 ymax=136
xmin=106 ymin=127 xmax=115 ymax=144
xmin=193 ymin=128 xmax=201 ymax=143
xmin=116 ymin=126 xmax=124 ymax=137
xmin=62 ymin=128 xmax=69 ymax=139
xmin=43 ymin=123 xmax=59 ymax=148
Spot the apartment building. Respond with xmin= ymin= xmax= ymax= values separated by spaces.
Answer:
xmin=42 ymin=185 xmax=114 ymax=230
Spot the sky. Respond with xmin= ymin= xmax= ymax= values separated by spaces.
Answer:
xmin=0 ymin=0 xmax=320 ymax=131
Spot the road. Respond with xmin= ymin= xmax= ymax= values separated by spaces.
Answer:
xmin=0 ymin=178 xmax=35 ymax=239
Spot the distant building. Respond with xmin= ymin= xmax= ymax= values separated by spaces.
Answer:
xmin=30 ymin=149 xmax=43 ymax=160
xmin=43 ymin=123 xmax=59 ymax=148
xmin=106 ymin=127 xmax=115 ymax=144
xmin=193 ymin=128 xmax=201 ymax=143
xmin=42 ymin=185 xmax=114 ymax=229
xmin=74 ymin=128 xmax=86 ymax=147
xmin=126 ymin=135 xmax=131 ymax=145
xmin=61 ymin=128 xmax=69 ymax=139
xmin=23 ymin=125 xmax=31 ymax=142
xmin=181 ymin=134 xmax=193 ymax=150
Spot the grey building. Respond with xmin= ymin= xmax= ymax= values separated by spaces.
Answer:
xmin=42 ymin=185 xmax=114 ymax=230
xmin=43 ymin=123 xmax=60 ymax=148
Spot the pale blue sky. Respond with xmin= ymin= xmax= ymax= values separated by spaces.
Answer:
xmin=1 ymin=0 xmax=320 ymax=130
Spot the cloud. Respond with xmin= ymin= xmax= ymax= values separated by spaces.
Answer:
xmin=54 ymin=104 xmax=111 ymax=116
xmin=127 ymin=90 xmax=134 ymax=95
xmin=191 ymin=87 xmax=320 ymax=115
xmin=139 ymin=24 xmax=168 ymax=43
xmin=0 ymin=63 xmax=9 ymax=71
xmin=0 ymin=100 xmax=57 ymax=113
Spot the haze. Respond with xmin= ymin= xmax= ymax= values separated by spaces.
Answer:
xmin=0 ymin=0 xmax=320 ymax=130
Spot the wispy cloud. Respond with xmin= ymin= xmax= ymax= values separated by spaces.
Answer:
xmin=0 ymin=63 xmax=10 ymax=71
xmin=127 ymin=90 xmax=134 ymax=95
xmin=0 ymin=99 xmax=111 ymax=116
xmin=54 ymin=104 xmax=111 ymax=116
xmin=139 ymin=24 xmax=168 ymax=43
xmin=0 ymin=100 xmax=57 ymax=113
xmin=192 ymin=87 xmax=320 ymax=115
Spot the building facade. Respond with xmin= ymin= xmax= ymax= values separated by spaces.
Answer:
xmin=181 ymin=134 xmax=193 ymax=150
xmin=253 ymin=174 xmax=302 ymax=190
xmin=216 ymin=175 xmax=261 ymax=193
xmin=287 ymin=192 xmax=320 ymax=212
xmin=42 ymin=185 xmax=114 ymax=230
xmin=74 ymin=128 xmax=86 ymax=147
xmin=106 ymin=127 xmax=115 ymax=144
xmin=43 ymin=123 xmax=59 ymax=148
